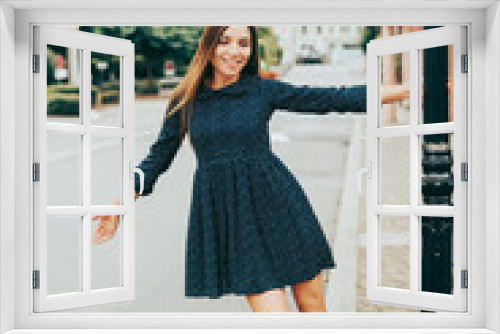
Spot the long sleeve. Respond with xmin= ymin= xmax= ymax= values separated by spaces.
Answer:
xmin=264 ymin=78 xmax=367 ymax=115
xmin=134 ymin=105 xmax=186 ymax=197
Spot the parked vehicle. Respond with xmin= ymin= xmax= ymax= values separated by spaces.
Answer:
xmin=295 ymin=43 xmax=322 ymax=64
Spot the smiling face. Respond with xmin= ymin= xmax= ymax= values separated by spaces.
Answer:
xmin=209 ymin=26 xmax=252 ymax=81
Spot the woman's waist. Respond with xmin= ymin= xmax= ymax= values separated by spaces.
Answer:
xmin=196 ymin=145 xmax=274 ymax=167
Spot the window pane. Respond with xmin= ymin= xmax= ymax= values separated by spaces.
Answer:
xmin=380 ymin=136 xmax=410 ymax=205
xmin=420 ymin=216 xmax=454 ymax=295
xmin=47 ymin=216 xmax=82 ymax=295
xmin=420 ymin=133 xmax=454 ymax=206
xmin=420 ymin=45 xmax=454 ymax=124
xmin=91 ymin=215 xmax=123 ymax=290
xmin=47 ymin=45 xmax=81 ymax=125
xmin=91 ymin=52 xmax=121 ymax=128
xmin=47 ymin=132 xmax=81 ymax=206
xmin=380 ymin=51 xmax=410 ymax=127
xmin=380 ymin=215 xmax=410 ymax=290
xmin=91 ymin=136 xmax=122 ymax=206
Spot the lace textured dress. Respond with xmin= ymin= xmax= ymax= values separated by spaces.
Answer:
xmin=135 ymin=73 xmax=367 ymax=299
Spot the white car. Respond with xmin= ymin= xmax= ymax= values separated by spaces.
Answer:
xmin=296 ymin=44 xmax=322 ymax=64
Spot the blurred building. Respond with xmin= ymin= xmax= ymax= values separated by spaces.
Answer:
xmin=275 ymin=26 xmax=366 ymax=64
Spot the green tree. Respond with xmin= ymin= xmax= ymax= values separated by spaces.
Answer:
xmin=256 ymin=27 xmax=282 ymax=70
xmin=360 ymin=26 xmax=381 ymax=55
xmin=79 ymin=26 xmax=204 ymax=89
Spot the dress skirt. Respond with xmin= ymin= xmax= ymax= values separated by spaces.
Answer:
xmin=185 ymin=150 xmax=337 ymax=299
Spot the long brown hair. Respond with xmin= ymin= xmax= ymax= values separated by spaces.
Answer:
xmin=163 ymin=26 xmax=261 ymax=146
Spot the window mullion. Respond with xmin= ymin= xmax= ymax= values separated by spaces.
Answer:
xmin=82 ymin=48 xmax=91 ymax=295
xmin=409 ymin=47 xmax=419 ymax=295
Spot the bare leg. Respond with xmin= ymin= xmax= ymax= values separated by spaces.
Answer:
xmin=291 ymin=271 xmax=328 ymax=312
xmin=245 ymin=287 xmax=291 ymax=312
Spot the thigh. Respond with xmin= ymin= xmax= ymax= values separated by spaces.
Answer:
xmin=245 ymin=287 xmax=291 ymax=312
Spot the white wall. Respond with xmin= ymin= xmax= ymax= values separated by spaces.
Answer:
xmin=0 ymin=2 xmax=16 ymax=333
xmin=485 ymin=2 xmax=500 ymax=333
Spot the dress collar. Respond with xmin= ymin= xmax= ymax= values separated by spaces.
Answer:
xmin=196 ymin=74 xmax=259 ymax=101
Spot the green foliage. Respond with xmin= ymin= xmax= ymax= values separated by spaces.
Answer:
xmin=46 ymin=48 xmax=56 ymax=85
xmin=47 ymin=85 xmax=99 ymax=113
xmin=256 ymin=27 xmax=283 ymax=69
xmin=135 ymin=79 xmax=161 ymax=95
xmin=47 ymin=92 xmax=79 ymax=116
xmin=257 ymin=27 xmax=272 ymax=39
xmin=79 ymin=26 xmax=204 ymax=79
xmin=360 ymin=26 xmax=381 ymax=54
xmin=77 ymin=26 xmax=289 ymax=81
xmin=47 ymin=85 xmax=79 ymax=95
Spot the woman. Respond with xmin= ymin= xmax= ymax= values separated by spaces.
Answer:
xmin=92 ymin=26 xmax=409 ymax=312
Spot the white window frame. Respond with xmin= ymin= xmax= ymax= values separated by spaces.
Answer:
xmin=365 ymin=26 xmax=468 ymax=312
xmin=1 ymin=2 xmax=499 ymax=333
xmin=32 ymin=26 xmax=137 ymax=313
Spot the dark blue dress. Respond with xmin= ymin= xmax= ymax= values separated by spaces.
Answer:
xmin=135 ymin=73 xmax=367 ymax=299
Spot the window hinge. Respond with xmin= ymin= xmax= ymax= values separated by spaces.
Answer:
xmin=33 ymin=270 xmax=40 ymax=289
xmin=461 ymin=54 xmax=468 ymax=73
xmin=33 ymin=54 xmax=40 ymax=73
xmin=461 ymin=162 xmax=468 ymax=181
xmin=33 ymin=163 xmax=40 ymax=182
xmin=461 ymin=269 xmax=468 ymax=289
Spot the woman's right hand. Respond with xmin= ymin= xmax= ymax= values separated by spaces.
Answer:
xmin=91 ymin=193 xmax=140 ymax=245
xmin=92 ymin=196 xmax=121 ymax=245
